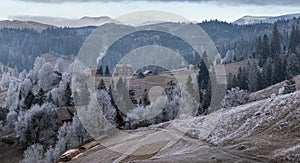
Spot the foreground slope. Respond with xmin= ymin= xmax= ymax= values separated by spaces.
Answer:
xmin=71 ymin=90 xmax=300 ymax=162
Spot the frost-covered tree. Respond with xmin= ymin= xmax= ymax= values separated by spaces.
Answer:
xmin=0 ymin=72 xmax=12 ymax=89
xmin=68 ymin=114 xmax=87 ymax=148
xmin=44 ymin=146 xmax=57 ymax=163
xmin=38 ymin=62 xmax=57 ymax=90
xmin=15 ymin=103 xmax=57 ymax=146
xmin=222 ymin=87 xmax=249 ymax=108
xmin=45 ymin=115 xmax=88 ymax=162
xmin=34 ymin=57 xmax=46 ymax=72
xmin=163 ymin=84 xmax=181 ymax=121
xmin=5 ymin=82 xmax=19 ymax=111
xmin=222 ymin=50 xmax=236 ymax=64
xmin=284 ymin=76 xmax=296 ymax=94
xmin=45 ymin=123 xmax=69 ymax=163
xmin=50 ymin=88 xmax=61 ymax=106
xmin=79 ymin=84 xmax=90 ymax=106
xmin=21 ymin=144 xmax=44 ymax=163
xmin=54 ymin=58 xmax=64 ymax=73
xmin=79 ymin=90 xmax=116 ymax=138
xmin=5 ymin=110 xmax=17 ymax=130
xmin=19 ymin=79 xmax=33 ymax=99
xmin=49 ymin=73 xmax=71 ymax=107
xmin=27 ymin=57 xmax=46 ymax=84
xmin=127 ymin=95 xmax=167 ymax=128
xmin=4 ymin=82 xmax=20 ymax=130
xmin=26 ymin=70 xmax=36 ymax=84
xmin=214 ymin=53 xmax=222 ymax=65
xmin=19 ymin=69 xmax=28 ymax=81
xmin=141 ymin=88 xmax=151 ymax=107
xmin=186 ymin=75 xmax=196 ymax=98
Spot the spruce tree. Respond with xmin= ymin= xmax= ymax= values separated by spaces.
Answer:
xmin=34 ymin=88 xmax=46 ymax=106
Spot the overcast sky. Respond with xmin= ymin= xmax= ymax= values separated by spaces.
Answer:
xmin=1 ymin=0 xmax=300 ymax=22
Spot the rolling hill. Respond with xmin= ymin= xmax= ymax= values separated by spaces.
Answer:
xmin=69 ymin=88 xmax=300 ymax=162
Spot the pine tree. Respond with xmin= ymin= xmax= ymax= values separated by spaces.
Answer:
xmin=64 ymin=82 xmax=73 ymax=106
xmin=47 ymin=92 xmax=54 ymax=104
xmin=105 ymin=65 xmax=110 ymax=77
xmin=186 ymin=74 xmax=197 ymax=98
xmin=237 ymin=67 xmax=248 ymax=90
xmin=284 ymin=76 xmax=296 ymax=94
xmin=97 ymin=65 xmax=103 ymax=76
xmin=98 ymin=79 xmax=106 ymax=90
xmin=261 ymin=34 xmax=270 ymax=65
xmin=256 ymin=36 xmax=263 ymax=58
xmin=34 ymin=88 xmax=46 ymax=106
xmin=287 ymin=53 xmax=300 ymax=76
xmin=141 ymin=88 xmax=151 ymax=107
xmin=80 ymin=84 xmax=90 ymax=105
xmin=289 ymin=25 xmax=297 ymax=54
xmin=247 ymin=63 xmax=259 ymax=92
xmin=73 ymin=91 xmax=80 ymax=106
xmin=108 ymin=83 xmax=117 ymax=109
xmin=198 ymin=53 xmax=210 ymax=90
xmin=129 ymin=89 xmax=137 ymax=105
xmin=270 ymin=23 xmax=281 ymax=57
xmin=24 ymin=90 xmax=35 ymax=110
xmin=262 ymin=62 xmax=272 ymax=88
xmin=232 ymin=75 xmax=238 ymax=89
xmin=273 ymin=57 xmax=285 ymax=84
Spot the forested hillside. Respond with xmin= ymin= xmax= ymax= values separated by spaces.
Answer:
xmin=0 ymin=18 xmax=299 ymax=71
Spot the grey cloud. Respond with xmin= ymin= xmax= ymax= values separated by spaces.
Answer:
xmin=17 ymin=0 xmax=300 ymax=6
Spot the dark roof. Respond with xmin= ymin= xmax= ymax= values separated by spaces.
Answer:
xmin=57 ymin=107 xmax=76 ymax=122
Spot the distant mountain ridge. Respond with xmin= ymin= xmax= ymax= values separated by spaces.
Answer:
xmin=0 ymin=20 xmax=54 ymax=31
xmin=234 ymin=13 xmax=300 ymax=25
xmin=9 ymin=15 xmax=119 ymax=28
